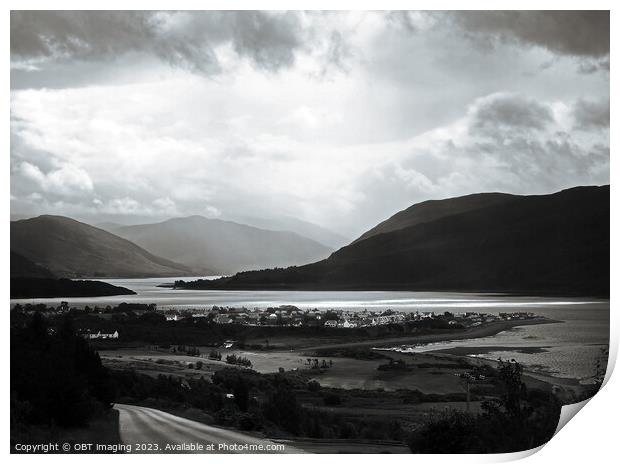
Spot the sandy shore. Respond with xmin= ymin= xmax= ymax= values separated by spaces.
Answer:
xmin=297 ymin=318 xmax=559 ymax=353
xmin=427 ymin=349 xmax=589 ymax=400
xmin=431 ymin=346 xmax=549 ymax=355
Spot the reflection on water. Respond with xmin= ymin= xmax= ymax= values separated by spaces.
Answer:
xmin=9 ymin=276 xmax=607 ymax=312
xmin=10 ymin=276 xmax=609 ymax=381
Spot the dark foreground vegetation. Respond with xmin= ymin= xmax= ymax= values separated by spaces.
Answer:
xmin=408 ymin=360 xmax=561 ymax=453
xmin=10 ymin=309 xmax=578 ymax=453
xmin=10 ymin=277 xmax=136 ymax=299
xmin=11 ymin=311 xmax=119 ymax=452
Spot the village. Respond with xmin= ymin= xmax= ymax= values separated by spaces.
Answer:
xmin=11 ymin=301 xmax=542 ymax=342
xmin=160 ymin=305 xmax=540 ymax=330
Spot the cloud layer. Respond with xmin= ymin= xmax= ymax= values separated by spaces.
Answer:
xmin=10 ymin=11 xmax=609 ymax=236
xmin=11 ymin=11 xmax=310 ymax=74
xmin=445 ymin=11 xmax=609 ymax=58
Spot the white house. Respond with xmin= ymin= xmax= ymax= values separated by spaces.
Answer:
xmin=86 ymin=330 xmax=119 ymax=340
xmin=215 ymin=314 xmax=233 ymax=324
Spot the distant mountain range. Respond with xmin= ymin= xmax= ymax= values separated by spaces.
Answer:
xmin=10 ymin=214 xmax=335 ymax=278
xmin=178 ymin=185 xmax=610 ymax=296
xmin=93 ymin=221 xmax=124 ymax=232
xmin=11 ymin=215 xmax=192 ymax=278
xmin=111 ymin=216 xmax=333 ymax=275
xmin=230 ymin=215 xmax=350 ymax=249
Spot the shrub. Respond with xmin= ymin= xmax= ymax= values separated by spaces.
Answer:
xmin=11 ymin=313 xmax=114 ymax=427
xmin=407 ymin=360 xmax=561 ymax=453
xmin=208 ymin=350 xmax=222 ymax=360
xmin=225 ymin=354 xmax=253 ymax=368
xmin=323 ymin=393 xmax=342 ymax=406
xmin=307 ymin=380 xmax=321 ymax=392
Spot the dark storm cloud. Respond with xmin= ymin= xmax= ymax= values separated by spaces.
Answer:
xmin=11 ymin=11 xmax=153 ymax=58
xmin=469 ymin=93 xmax=554 ymax=134
xmin=9 ymin=11 xmax=610 ymax=235
xmin=10 ymin=11 xmax=303 ymax=74
xmin=445 ymin=11 xmax=609 ymax=58
xmin=572 ymin=98 xmax=610 ymax=130
xmin=227 ymin=11 xmax=302 ymax=71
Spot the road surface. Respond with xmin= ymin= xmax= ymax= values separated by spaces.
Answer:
xmin=114 ymin=403 xmax=302 ymax=453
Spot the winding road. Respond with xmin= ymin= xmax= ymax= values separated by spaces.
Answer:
xmin=114 ymin=403 xmax=302 ymax=453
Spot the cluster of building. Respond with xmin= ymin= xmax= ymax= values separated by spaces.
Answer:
xmin=11 ymin=302 xmax=540 ymax=335
xmin=80 ymin=330 xmax=119 ymax=340
xmin=162 ymin=305 xmax=540 ymax=329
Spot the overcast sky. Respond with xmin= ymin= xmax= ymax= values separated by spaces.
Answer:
xmin=10 ymin=11 xmax=609 ymax=237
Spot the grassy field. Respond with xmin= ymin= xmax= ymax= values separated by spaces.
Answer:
xmin=98 ymin=316 xmax=580 ymax=398
xmin=94 ymin=316 xmax=585 ymax=451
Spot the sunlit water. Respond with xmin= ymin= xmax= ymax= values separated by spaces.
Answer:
xmin=11 ymin=276 xmax=609 ymax=381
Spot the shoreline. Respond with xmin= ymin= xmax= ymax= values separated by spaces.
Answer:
xmin=430 ymin=345 xmax=550 ymax=355
xmin=293 ymin=317 xmax=593 ymax=398
xmin=299 ymin=318 xmax=559 ymax=353
xmin=171 ymin=280 xmax=609 ymax=299
xmin=425 ymin=350 xmax=590 ymax=400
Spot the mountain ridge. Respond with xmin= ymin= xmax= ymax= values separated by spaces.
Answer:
xmin=10 ymin=251 xmax=56 ymax=279
xmin=11 ymin=215 xmax=193 ymax=278
xmin=230 ymin=214 xmax=350 ymax=249
xmin=112 ymin=215 xmax=333 ymax=275
xmin=177 ymin=185 xmax=610 ymax=296
xmin=352 ymin=192 xmax=514 ymax=244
